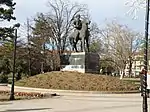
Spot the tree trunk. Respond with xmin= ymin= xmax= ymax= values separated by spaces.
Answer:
xmin=120 ymin=66 xmax=126 ymax=80
xmin=128 ymin=57 xmax=132 ymax=78
xmin=120 ymin=70 xmax=124 ymax=79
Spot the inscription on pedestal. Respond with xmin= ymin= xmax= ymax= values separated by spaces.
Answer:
xmin=60 ymin=52 xmax=100 ymax=73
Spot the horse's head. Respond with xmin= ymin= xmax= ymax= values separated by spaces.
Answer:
xmin=82 ymin=19 xmax=91 ymax=28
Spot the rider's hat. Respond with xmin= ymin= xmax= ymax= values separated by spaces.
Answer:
xmin=76 ymin=14 xmax=81 ymax=18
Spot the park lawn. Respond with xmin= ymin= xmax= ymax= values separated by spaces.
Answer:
xmin=123 ymin=78 xmax=140 ymax=85
xmin=15 ymin=71 xmax=139 ymax=92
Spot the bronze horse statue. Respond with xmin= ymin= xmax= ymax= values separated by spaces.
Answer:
xmin=69 ymin=19 xmax=90 ymax=52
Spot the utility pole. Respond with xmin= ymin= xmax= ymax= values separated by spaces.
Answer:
xmin=27 ymin=18 xmax=31 ymax=76
xmin=143 ymin=0 xmax=149 ymax=112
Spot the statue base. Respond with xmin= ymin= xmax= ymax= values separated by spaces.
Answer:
xmin=60 ymin=52 xmax=100 ymax=73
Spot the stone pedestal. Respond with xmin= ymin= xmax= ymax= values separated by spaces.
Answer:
xmin=60 ymin=52 xmax=100 ymax=73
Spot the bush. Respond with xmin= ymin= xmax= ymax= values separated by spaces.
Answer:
xmin=0 ymin=74 xmax=8 ymax=83
xmin=16 ymin=72 xmax=22 ymax=81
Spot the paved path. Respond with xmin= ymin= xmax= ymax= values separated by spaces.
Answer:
xmin=0 ymin=85 xmax=149 ymax=112
xmin=0 ymin=94 xmax=148 ymax=112
xmin=0 ymin=85 xmax=140 ymax=97
xmin=0 ymin=86 xmax=9 ymax=91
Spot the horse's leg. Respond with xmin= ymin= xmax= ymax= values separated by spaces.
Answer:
xmin=75 ymin=31 xmax=81 ymax=52
xmin=80 ymin=38 xmax=84 ymax=52
xmin=80 ymin=40 xmax=83 ymax=52
xmin=75 ymin=39 xmax=78 ymax=52
xmin=73 ymin=43 xmax=75 ymax=51
xmin=82 ymin=37 xmax=85 ymax=52
xmin=86 ymin=36 xmax=90 ymax=52
xmin=69 ymin=38 xmax=74 ymax=51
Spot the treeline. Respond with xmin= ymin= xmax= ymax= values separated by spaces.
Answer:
xmin=0 ymin=0 xmax=144 ymax=83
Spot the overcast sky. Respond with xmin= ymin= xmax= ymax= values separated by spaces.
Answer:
xmin=3 ymin=0 xmax=146 ymax=35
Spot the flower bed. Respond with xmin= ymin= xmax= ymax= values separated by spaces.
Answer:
xmin=0 ymin=90 xmax=53 ymax=101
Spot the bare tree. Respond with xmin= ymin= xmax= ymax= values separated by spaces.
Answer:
xmin=45 ymin=0 xmax=89 ymax=54
xmin=30 ymin=0 xmax=90 ymax=71
xmin=100 ymin=21 xmax=142 ymax=78
xmin=125 ymin=0 xmax=145 ymax=19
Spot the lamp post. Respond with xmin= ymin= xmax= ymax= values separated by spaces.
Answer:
xmin=143 ymin=0 xmax=149 ymax=111
xmin=10 ymin=23 xmax=20 ymax=100
xmin=41 ymin=50 xmax=44 ymax=74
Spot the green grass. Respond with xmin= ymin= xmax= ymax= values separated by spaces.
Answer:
xmin=15 ymin=71 xmax=139 ymax=92
xmin=123 ymin=78 xmax=140 ymax=85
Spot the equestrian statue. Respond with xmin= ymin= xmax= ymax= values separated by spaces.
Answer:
xmin=69 ymin=14 xmax=90 ymax=52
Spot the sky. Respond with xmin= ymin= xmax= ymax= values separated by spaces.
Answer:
xmin=2 ymin=0 xmax=146 ymax=36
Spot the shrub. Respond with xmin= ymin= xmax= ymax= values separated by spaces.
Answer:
xmin=0 ymin=74 xmax=8 ymax=83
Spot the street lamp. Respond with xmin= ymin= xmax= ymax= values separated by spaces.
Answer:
xmin=41 ymin=50 xmax=44 ymax=74
xmin=143 ymin=0 xmax=149 ymax=112
xmin=10 ymin=23 xmax=20 ymax=100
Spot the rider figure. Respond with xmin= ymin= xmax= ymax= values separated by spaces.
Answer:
xmin=72 ymin=14 xmax=82 ymax=38
xmin=73 ymin=14 xmax=82 ymax=30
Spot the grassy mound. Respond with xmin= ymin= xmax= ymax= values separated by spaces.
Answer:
xmin=15 ymin=71 xmax=139 ymax=92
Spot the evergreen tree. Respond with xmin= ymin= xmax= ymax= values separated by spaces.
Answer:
xmin=0 ymin=0 xmax=16 ymax=40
